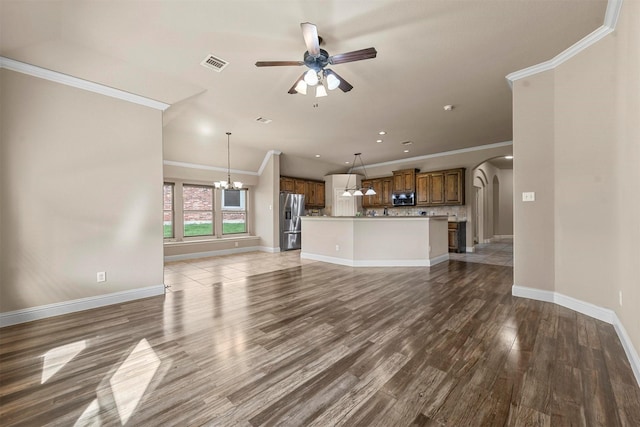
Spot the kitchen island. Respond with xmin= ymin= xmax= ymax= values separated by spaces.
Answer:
xmin=300 ymin=216 xmax=449 ymax=267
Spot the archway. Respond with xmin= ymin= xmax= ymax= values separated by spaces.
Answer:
xmin=493 ymin=175 xmax=500 ymax=236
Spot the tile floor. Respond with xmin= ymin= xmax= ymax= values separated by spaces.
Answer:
xmin=164 ymin=237 xmax=514 ymax=287
xmin=163 ymin=250 xmax=318 ymax=292
xmin=449 ymin=236 xmax=514 ymax=266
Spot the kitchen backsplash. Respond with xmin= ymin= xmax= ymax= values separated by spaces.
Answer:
xmin=364 ymin=205 xmax=467 ymax=219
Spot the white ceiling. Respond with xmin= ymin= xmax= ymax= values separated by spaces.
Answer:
xmin=0 ymin=0 xmax=607 ymax=171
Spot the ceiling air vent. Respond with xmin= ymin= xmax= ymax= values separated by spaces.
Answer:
xmin=401 ymin=141 xmax=413 ymax=146
xmin=200 ymin=54 xmax=229 ymax=72
xmin=255 ymin=117 xmax=272 ymax=124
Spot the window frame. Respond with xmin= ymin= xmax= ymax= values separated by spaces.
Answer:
xmin=221 ymin=188 xmax=248 ymax=235
xmin=182 ymin=184 xmax=215 ymax=238
xmin=163 ymin=182 xmax=175 ymax=239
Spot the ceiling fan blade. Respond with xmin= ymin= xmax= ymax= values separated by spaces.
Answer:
xmin=288 ymin=72 xmax=307 ymax=94
xmin=300 ymin=22 xmax=320 ymax=56
xmin=329 ymin=47 xmax=377 ymax=65
xmin=255 ymin=61 xmax=304 ymax=67
xmin=325 ymin=69 xmax=353 ymax=92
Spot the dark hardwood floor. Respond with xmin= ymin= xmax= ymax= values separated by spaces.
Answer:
xmin=1 ymin=253 xmax=639 ymax=426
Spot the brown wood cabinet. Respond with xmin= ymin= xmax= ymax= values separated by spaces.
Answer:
xmin=280 ymin=177 xmax=294 ymax=193
xmin=392 ymin=168 xmax=419 ymax=193
xmin=362 ymin=177 xmax=393 ymax=208
xmin=381 ymin=178 xmax=393 ymax=206
xmin=416 ymin=168 xmax=465 ymax=206
xmin=448 ymin=221 xmax=466 ymax=253
xmin=280 ymin=176 xmax=325 ymax=208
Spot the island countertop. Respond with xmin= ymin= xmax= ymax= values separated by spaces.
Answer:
xmin=300 ymin=216 xmax=449 ymax=267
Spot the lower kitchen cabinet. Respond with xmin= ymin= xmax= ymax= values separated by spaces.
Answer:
xmin=448 ymin=221 xmax=466 ymax=253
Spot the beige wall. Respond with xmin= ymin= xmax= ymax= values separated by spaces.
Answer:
xmin=0 ymin=69 xmax=164 ymax=312
xmin=254 ymin=152 xmax=280 ymax=250
xmin=513 ymin=0 xmax=639 ymax=352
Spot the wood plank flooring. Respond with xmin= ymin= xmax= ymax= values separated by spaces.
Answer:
xmin=1 ymin=251 xmax=639 ymax=426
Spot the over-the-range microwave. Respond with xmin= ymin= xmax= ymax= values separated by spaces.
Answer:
xmin=392 ymin=192 xmax=415 ymax=206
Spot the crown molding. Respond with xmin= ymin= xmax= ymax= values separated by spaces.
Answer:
xmin=258 ymin=150 xmax=282 ymax=176
xmin=163 ymin=160 xmax=259 ymax=176
xmin=351 ymin=141 xmax=513 ymax=171
xmin=0 ymin=56 xmax=170 ymax=111
xmin=506 ymin=0 xmax=623 ymax=87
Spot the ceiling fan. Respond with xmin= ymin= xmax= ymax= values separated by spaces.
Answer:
xmin=255 ymin=22 xmax=377 ymax=96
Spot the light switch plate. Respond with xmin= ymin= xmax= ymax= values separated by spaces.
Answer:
xmin=522 ymin=192 xmax=535 ymax=202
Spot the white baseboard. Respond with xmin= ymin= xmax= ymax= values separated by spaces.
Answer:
xmin=0 ymin=284 xmax=165 ymax=328
xmin=300 ymin=252 xmax=449 ymax=267
xmin=493 ymin=234 xmax=514 ymax=238
xmin=164 ymin=246 xmax=262 ymax=262
xmin=258 ymin=246 xmax=280 ymax=253
xmin=512 ymin=285 xmax=640 ymax=388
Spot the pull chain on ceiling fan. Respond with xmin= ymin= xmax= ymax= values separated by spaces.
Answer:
xmin=255 ymin=22 xmax=377 ymax=97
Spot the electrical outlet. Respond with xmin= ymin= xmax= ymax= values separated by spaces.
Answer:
xmin=619 ymin=290 xmax=623 ymax=306
xmin=522 ymin=192 xmax=535 ymax=202
xmin=335 ymin=244 xmax=340 ymax=251
xmin=97 ymin=272 xmax=106 ymax=283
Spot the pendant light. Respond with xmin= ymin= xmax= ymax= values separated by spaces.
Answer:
xmin=342 ymin=153 xmax=376 ymax=197
xmin=214 ymin=132 xmax=242 ymax=189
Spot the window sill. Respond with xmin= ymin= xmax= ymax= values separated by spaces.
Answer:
xmin=164 ymin=235 xmax=258 ymax=246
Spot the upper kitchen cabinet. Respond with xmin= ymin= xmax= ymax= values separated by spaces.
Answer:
xmin=280 ymin=176 xmax=294 ymax=193
xmin=445 ymin=169 xmax=465 ymax=204
xmin=392 ymin=168 xmax=419 ymax=193
xmin=305 ymin=181 xmax=325 ymax=208
xmin=362 ymin=178 xmax=392 ymax=208
xmin=416 ymin=168 xmax=465 ymax=206
xmin=280 ymin=176 xmax=325 ymax=208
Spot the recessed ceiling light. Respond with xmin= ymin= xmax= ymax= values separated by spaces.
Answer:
xmin=376 ymin=139 xmax=383 ymax=143
xmin=443 ymin=105 xmax=454 ymax=111
xmin=378 ymin=131 xmax=386 ymax=135
xmin=345 ymin=161 xmax=350 ymax=164
xmin=505 ymin=155 xmax=514 ymax=159
xmin=315 ymin=154 xmax=321 ymax=158
xmin=403 ymin=149 xmax=409 ymax=153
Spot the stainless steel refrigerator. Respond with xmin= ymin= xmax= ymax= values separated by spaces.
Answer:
xmin=280 ymin=193 xmax=304 ymax=251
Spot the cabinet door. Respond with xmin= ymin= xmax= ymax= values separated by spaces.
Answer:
xmin=429 ymin=172 xmax=445 ymax=204
xmin=448 ymin=228 xmax=458 ymax=251
xmin=445 ymin=169 xmax=464 ymax=205
xmin=416 ymin=174 xmax=429 ymax=205
xmin=361 ymin=179 xmax=373 ymax=207
xmin=280 ymin=177 xmax=294 ymax=193
xmin=372 ymin=179 xmax=383 ymax=205
xmin=403 ymin=170 xmax=415 ymax=192
xmin=393 ymin=173 xmax=404 ymax=193
xmin=305 ymin=181 xmax=315 ymax=207
xmin=315 ymin=182 xmax=325 ymax=207
xmin=382 ymin=178 xmax=393 ymax=206
xmin=294 ymin=179 xmax=306 ymax=195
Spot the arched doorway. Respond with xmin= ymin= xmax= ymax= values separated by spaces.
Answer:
xmin=493 ymin=175 xmax=500 ymax=236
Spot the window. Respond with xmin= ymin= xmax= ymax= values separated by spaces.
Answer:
xmin=222 ymin=189 xmax=247 ymax=234
xmin=183 ymin=185 xmax=214 ymax=237
xmin=163 ymin=183 xmax=174 ymax=238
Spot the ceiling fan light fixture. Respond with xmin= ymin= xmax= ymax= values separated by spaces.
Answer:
xmin=304 ymin=69 xmax=319 ymax=86
xmin=315 ymin=84 xmax=327 ymax=98
xmin=326 ymin=73 xmax=340 ymax=90
xmin=294 ymin=80 xmax=307 ymax=95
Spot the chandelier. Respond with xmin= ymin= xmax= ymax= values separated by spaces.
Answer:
xmin=214 ymin=132 xmax=243 ymax=189
xmin=342 ymin=153 xmax=376 ymax=197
